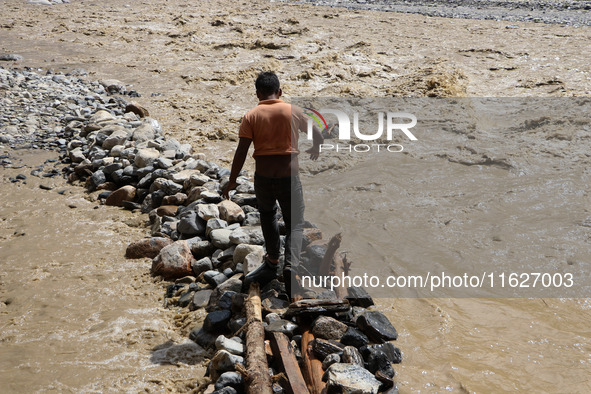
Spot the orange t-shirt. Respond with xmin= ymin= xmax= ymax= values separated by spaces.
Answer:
xmin=239 ymin=99 xmax=307 ymax=157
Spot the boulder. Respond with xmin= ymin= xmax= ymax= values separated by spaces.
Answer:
xmin=196 ymin=203 xmax=220 ymax=221
xmin=134 ymin=148 xmax=160 ymax=168
xmin=156 ymin=205 xmax=179 ymax=217
xmin=206 ymin=218 xmax=228 ymax=237
xmin=191 ymin=256 xmax=213 ymax=276
xmin=89 ymin=110 xmax=115 ymax=123
xmin=102 ymin=128 xmax=129 ymax=150
xmin=105 ymin=185 xmax=136 ymax=207
xmin=151 ymin=240 xmax=195 ymax=279
xmin=356 ymin=311 xmax=398 ymax=342
xmin=232 ymin=244 xmax=264 ymax=265
xmin=312 ymin=316 xmax=348 ymax=341
xmin=162 ymin=192 xmax=187 ymax=206
xmin=218 ymin=200 xmax=245 ymax=223
xmin=191 ymin=289 xmax=213 ymax=310
xmin=131 ymin=121 xmax=155 ymax=142
xmin=210 ymin=228 xmax=233 ymax=249
xmin=323 ymin=363 xmax=381 ymax=394
xmin=177 ymin=210 xmax=206 ymax=236
xmin=204 ymin=309 xmax=232 ymax=333
xmin=229 ymin=226 xmax=264 ymax=245
xmin=215 ymin=335 xmax=245 ymax=356
xmin=125 ymin=237 xmax=173 ymax=259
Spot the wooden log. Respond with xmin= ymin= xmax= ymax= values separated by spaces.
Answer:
xmin=301 ymin=329 xmax=325 ymax=394
xmin=270 ymin=332 xmax=310 ymax=394
xmin=319 ymin=233 xmax=342 ymax=276
xmin=244 ymin=283 xmax=272 ymax=394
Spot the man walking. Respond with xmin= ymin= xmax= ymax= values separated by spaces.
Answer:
xmin=222 ymin=71 xmax=323 ymax=295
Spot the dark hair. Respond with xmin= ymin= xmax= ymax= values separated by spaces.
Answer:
xmin=255 ymin=71 xmax=280 ymax=96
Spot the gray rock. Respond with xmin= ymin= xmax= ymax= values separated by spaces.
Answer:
xmin=341 ymin=327 xmax=369 ymax=349
xmin=189 ymin=327 xmax=217 ymax=350
xmin=171 ymin=169 xmax=200 ymax=184
xmin=154 ymin=157 xmax=173 ymax=169
xmin=313 ymin=338 xmax=345 ymax=359
xmin=231 ymin=193 xmax=257 ymax=207
xmin=209 ymin=350 xmax=244 ymax=381
xmin=102 ymin=128 xmax=129 ymax=150
xmin=243 ymin=250 xmax=266 ymax=275
xmin=229 ymin=227 xmax=264 ymax=245
xmin=90 ymin=170 xmax=106 ymax=188
xmin=323 ymin=363 xmax=381 ymax=394
xmin=0 ymin=54 xmax=24 ymax=61
xmin=191 ymin=256 xmax=213 ymax=276
xmin=356 ymin=311 xmax=398 ymax=342
xmin=178 ymin=210 xmax=206 ymax=236
xmin=214 ymin=371 xmax=243 ymax=392
xmin=153 ymin=178 xmax=183 ymax=195
xmin=187 ymin=172 xmax=210 ymax=187
xmin=202 ymin=190 xmax=223 ymax=203
xmin=69 ymin=147 xmax=86 ymax=163
xmin=346 ymin=286 xmax=375 ymax=308
xmin=178 ymin=291 xmax=194 ymax=308
xmin=215 ymin=335 xmax=245 ymax=356
xmin=134 ymin=147 xmax=160 ymax=168
xmin=206 ymin=278 xmax=242 ymax=312
xmin=132 ymin=121 xmax=155 ymax=142
xmin=204 ymin=309 xmax=232 ymax=333
xmin=362 ymin=343 xmax=402 ymax=364
xmin=265 ymin=319 xmax=299 ymax=338
xmin=203 ymin=270 xmax=228 ymax=287
xmin=312 ymin=316 xmax=349 ymax=341
xmin=197 ymin=203 xmax=219 ymax=221
xmin=206 ymin=218 xmax=228 ymax=238
xmin=210 ymin=228 xmax=233 ymax=249
xmin=191 ymin=240 xmax=216 ymax=259
xmin=191 ymin=289 xmax=213 ymax=309
xmin=89 ymin=110 xmax=115 ymax=124
xmin=232 ymin=244 xmax=264 ymax=265
xmin=322 ymin=353 xmax=341 ymax=370
xmin=244 ymin=212 xmax=261 ymax=226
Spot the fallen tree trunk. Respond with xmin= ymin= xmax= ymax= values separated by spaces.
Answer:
xmin=270 ymin=332 xmax=310 ymax=394
xmin=244 ymin=283 xmax=272 ymax=394
xmin=301 ymin=329 xmax=325 ymax=394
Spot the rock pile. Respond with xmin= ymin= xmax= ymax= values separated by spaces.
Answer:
xmin=1 ymin=67 xmax=402 ymax=393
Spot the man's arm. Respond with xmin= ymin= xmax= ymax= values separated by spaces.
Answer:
xmin=222 ymin=137 xmax=252 ymax=199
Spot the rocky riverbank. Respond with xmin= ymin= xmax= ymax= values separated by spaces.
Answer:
xmin=283 ymin=0 xmax=591 ymax=26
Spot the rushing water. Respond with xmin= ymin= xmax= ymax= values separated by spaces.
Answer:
xmin=300 ymin=98 xmax=591 ymax=392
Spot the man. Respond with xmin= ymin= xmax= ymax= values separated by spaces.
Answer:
xmin=222 ymin=71 xmax=323 ymax=295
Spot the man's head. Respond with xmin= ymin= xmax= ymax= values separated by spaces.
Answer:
xmin=255 ymin=71 xmax=281 ymax=99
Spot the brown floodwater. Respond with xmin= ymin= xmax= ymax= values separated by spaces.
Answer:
xmin=0 ymin=150 xmax=207 ymax=392
xmin=1 ymin=0 xmax=591 ymax=392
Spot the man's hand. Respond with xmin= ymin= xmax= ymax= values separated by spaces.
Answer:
xmin=222 ymin=179 xmax=237 ymax=199
xmin=306 ymin=146 xmax=320 ymax=161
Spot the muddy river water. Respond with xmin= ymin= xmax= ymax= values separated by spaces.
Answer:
xmin=1 ymin=0 xmax=591 ymax=392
